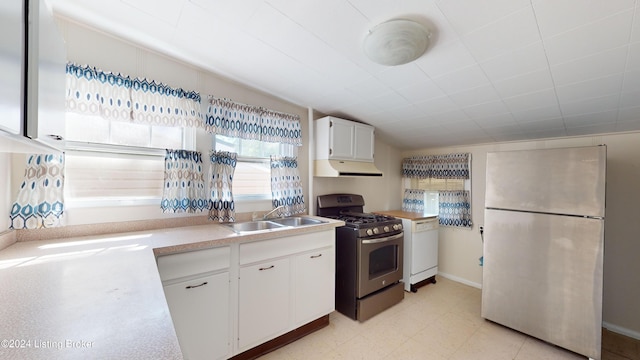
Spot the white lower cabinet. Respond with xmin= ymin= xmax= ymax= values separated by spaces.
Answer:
xmin=157 ymin=246 xmax=231 ymax=360
xmin=294 ymin=247 xmax=335 ymax=325
xmin=157 ymin=228 xmax=335 ymax=359
xmin=163 ymin=272 xmax=230 ymax=360
xmin=238 ymin=257 xmax=290 ymax=350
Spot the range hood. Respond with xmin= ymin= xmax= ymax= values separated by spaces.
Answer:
xmin=314 ymin=159 xmax=383 ymax=177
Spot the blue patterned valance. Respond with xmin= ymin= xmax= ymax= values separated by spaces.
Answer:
xmin=204 ymin=97 xmax=302 ymax=146
xmin=402 ymin=153 xmax=470 ymax=179
xmin=66 ymin=62 xmax=203 ymax=128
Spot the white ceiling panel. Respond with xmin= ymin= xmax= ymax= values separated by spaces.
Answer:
xmin=50 ymin=0 xmax=640 ymax=149
xmin=555 ymin=74 xmax=624 ymax=104
xmin=550 ymin=46 xmax=628 ymax=86
xmin=460 ymin=7 xmax=540 ymax=62
xmin=542 ymin=10 xmax=634 ymax=66
xmin=435 ymin=0 xmax=531 ymax=36
xmin=492 ymin=69 xmax=555 ymax=98
xmin=479 ymin=41 xmax=549 ymax=82
xmin=532 ymin=0 xmax=635 ymax=38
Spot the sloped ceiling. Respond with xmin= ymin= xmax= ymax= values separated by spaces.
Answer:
xmin=49 ymin=0 xmax=640 ymax=149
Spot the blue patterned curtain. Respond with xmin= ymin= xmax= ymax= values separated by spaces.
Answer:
xmin=10 ymin=154 xmax=65 ymax=229
xmin=402 ymin=153 xmax=470 ymax=179
xmin=204 ymin=97 xmax=302 ymax=146
xmin=438 ymin=190 xmax=472 ymax=228
xmin=402 ymin=189 xmax=425 ymax=213
xmin=65 ymin=62 xmax=203 ymax=127
xmin=208 ymin=151 xmax=237 ymax=222
xmin=270 ymin=156 xmax=305 ymax=216
xmin=161 ymin=150 xmax=208 ymax=213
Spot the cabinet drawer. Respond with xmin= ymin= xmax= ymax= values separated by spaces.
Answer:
xmin=157 ymin=246 xmax=230 ymax=281
xmin=240 ymin=230 xmax=334 ymax=265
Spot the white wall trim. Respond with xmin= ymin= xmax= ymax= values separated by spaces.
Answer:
xmin=603 ymin=321 xmax=640 ymax=340
xmin=438 ymin=272 xmax=482 ymax=289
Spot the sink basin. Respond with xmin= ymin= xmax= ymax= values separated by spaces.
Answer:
xmin=270 ymin=217 xmax=327 ymax=226
xmin=226 ymin=217 xmax=327 ymax=233
xmin=227 ymin=220 xmax=286 ymax=233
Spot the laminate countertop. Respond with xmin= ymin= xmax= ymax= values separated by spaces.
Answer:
xmin=0 ymin=217 xmax=343 ymax=360
xmin=374 ymin=210 xmax=438 ymax=221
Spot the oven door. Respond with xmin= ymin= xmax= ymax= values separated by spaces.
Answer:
xmin=357 ymin=232 xmax=403 ymax=298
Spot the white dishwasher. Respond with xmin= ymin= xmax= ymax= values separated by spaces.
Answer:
xmin=401 ymin=216 xmax=439 ymax=292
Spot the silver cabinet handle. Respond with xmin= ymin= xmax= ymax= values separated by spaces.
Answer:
xmin=259 ymin=265 xmax=275 ymax=271
xmin=185 ymin=281 xmax=208 ymax=289
xmin=310 ymin=254 xmax=323 ymax=259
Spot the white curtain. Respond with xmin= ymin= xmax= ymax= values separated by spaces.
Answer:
xmin=161 ymin=150 xmax=207 ymax=213
xmin=270 ymin=156 xmax=305 ymax=216
xmin=10 ymin=154 xmax=65 ymax=229
xmin=208 ymin=151 xmax=237 ymax=222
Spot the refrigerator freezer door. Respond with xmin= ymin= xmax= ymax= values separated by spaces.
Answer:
xmin=481 ymin=209 xmax=604 ymax=359
xmin=485 ymin=146 xmax=606 ymax=217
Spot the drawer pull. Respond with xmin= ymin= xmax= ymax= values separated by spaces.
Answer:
xmin=259 ymin=265 xmax=275 ymax=271
xmin=186 ymin=282 xmax=208 ymax=289
xmin=310 ymin=254 xmax=323 ymax=259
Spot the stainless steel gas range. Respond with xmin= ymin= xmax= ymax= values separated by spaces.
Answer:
xmin=317 ymin=194 xmax=404 ymax=321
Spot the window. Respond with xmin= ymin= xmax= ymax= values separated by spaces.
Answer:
xmin=64 ymin=113 xmax=193 ymax=207
xmin=415 ymin=178 xmax=466 ymax=191
xmin=213 ymin=134 xmax=296 ymax=200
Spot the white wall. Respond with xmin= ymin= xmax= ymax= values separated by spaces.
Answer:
xmin=403 ymin=131 xmax=640 ymax=339
xmin=312 ymin=136 xmax=403 ymax=213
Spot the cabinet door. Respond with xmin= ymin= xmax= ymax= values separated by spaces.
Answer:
xmin=0 ymin=0 xmax=23 ymax=135
xmin=238 ymin=257 xmax=290 ymax=350
xmin=163 ymin=272 xmax=230 ymax=360
xmin=294 ymin=248 xmax=335 ymax=325
xmin=354 ymin=124 xmax=375 ymax=161
xmin=329 ymin=119 xmax=354 ymax=159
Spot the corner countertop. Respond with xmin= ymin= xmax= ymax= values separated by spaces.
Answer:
xmin=374 ymin=210 xmax=439 ymax=221
xmin=0 ymin=216 xmax=343 ymax=360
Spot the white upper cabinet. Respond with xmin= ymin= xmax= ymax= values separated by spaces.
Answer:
xmin=25 ymin=0 xmax=67 ymax=147
xmin=315 ymin=116 xmax=375 ymax=162
xmin=0 ymin=0 xmax=25 ymax=135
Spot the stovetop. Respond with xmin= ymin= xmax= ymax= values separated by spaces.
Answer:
xmin=317 ymin=193 xmax=404 ymax=238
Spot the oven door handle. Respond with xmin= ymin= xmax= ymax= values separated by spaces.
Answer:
xmin=361 ymin=232 xmax=403 ymax=244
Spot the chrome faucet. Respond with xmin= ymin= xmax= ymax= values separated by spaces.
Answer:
xmin=263 ymin=205 xmax=286 ymax=220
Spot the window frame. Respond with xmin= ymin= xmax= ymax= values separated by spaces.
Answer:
xmin=212 ymin=134 xmax=296 ymax=201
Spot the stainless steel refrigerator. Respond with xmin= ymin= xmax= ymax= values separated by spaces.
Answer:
xmin=482 ymin=145 xmax=606 ymax=360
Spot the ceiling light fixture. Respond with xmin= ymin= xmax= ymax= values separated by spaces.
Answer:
xmin=363 ymin=19 xmax=431 ymax=66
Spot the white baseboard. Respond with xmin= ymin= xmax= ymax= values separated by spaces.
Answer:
xmin=603 ymin=321 xmax=640 ymax=340
xmin=438 ymin=272 xmax=482 ymax=289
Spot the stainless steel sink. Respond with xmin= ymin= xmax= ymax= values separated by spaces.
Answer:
xmin=270 ymin=217 xmax=327 ymax=226
xmin=227 ymin=220 xmax=286 ymax=233
xmin=226 ymin=217 xmax=327 ymax=233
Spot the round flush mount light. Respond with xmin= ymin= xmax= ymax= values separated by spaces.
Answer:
xmin=363 ymin=19 xmax=431 ymax=66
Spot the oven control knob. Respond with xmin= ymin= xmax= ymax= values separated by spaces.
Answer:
xmin=373 ymin=227 xmax=379 ymax=234
xmin=366 ymin=229 xmax=373 ymax=236
xmin=383 ymin=226 xmax=390 ymax=232
xmin=394 ymin=224 xmax=402 ymax=231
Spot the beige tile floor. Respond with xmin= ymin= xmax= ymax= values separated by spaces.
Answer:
xmin=260 ymin=276 xmax=590 ymax=360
